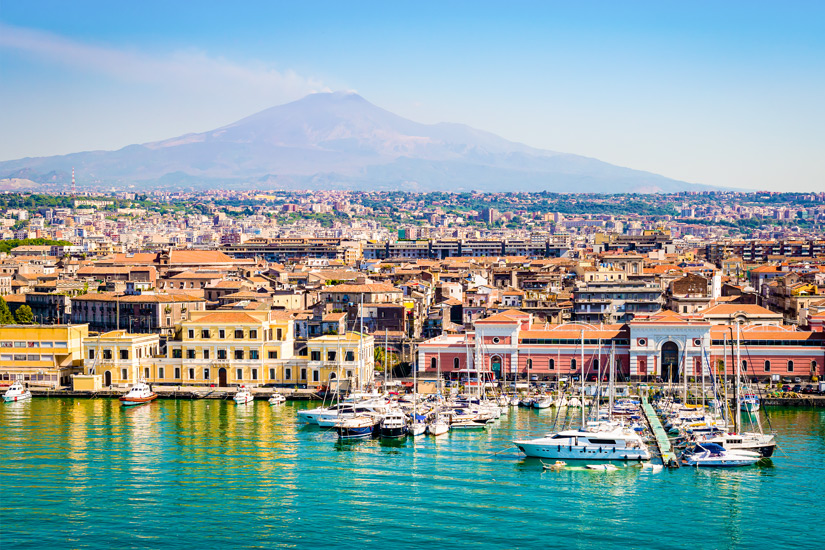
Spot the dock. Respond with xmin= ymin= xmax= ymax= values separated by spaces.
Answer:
xmin=29 ymin=386 xmax=326 ymax=401
xmin=641 ymin=396 xmax=679 ymax=468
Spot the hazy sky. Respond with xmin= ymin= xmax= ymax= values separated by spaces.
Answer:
xmin=1 ymin=1 xmax=824 ymax=191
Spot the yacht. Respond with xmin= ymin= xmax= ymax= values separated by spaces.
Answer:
xmin=119 ymin=381 xmax=157 ymax=406
xmin=513 ymin=428 xmax=651 ymax=461
xmin=695 ymin=430 xmax=776 ymax=457
xmin=379 ymin=410 xmax=408 ymax=438
xmin=316 ymin=401 xmax=391 ymax=428
xmin=3 ymin=383 xmax=32 ymax=403
xmin=681 ymin=442 xmax=762 ymax=467
xmin=233 ymin=386 xmax=254 ymax=405
xmin=268 ymin=392 xmax=286 ymax=405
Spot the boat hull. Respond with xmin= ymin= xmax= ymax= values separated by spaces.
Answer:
xmin=514 ymin=442 xmax=651 ymax=461
xmin=380 ymin=426 xmax=407 ymax=438
xmin=119 ymin=394 xmax=157 ymax=406
xmin=336 ymin=425 xmax=377 ymax=439
xmin=4 ymin=393 xmax=32 ymax=402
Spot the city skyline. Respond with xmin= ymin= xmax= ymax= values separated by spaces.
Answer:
xmin=2 ymin=1 xmax=824 ymax=192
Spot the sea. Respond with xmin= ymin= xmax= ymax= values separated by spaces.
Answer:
xmin=1 ymin=398 xmax=823 ymax=549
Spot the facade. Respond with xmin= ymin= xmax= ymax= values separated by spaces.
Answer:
xmin=417 ymin=309 xmax=825 ymax=382
xmin=83 ymin=330 xmax=161 ymax=387
xmin=0 ymin=324 xmax=88 ymax=387
xmin=572 ymin=281 xmax=663 ymax=323
xmin=71 ymin=292 xmax=206 ymax=335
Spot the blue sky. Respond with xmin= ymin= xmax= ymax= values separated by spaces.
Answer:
xmin=1 ymin=1 xmax=823 ymax=191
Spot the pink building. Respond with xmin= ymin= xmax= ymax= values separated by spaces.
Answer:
xmin=417 ymin=310 xmax=825 ymax=382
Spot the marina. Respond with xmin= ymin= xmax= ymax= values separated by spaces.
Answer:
xmin=1 ymin=397 xmax=823 ymax=549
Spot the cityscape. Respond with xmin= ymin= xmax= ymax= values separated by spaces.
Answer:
xmin=2 ymin=2 xmax=824 ymax=550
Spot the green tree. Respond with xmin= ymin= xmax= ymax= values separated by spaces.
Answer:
xmin=15 ymin=305 xmax=34 ymax=325
xmin=0 ymin=297 xmax=15 ymax=324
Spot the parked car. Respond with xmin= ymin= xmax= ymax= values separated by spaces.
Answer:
xmin=793 ymin=377 xmax=802 ymax=384
xmin=802 ymin=385 xmax=816 ymax=394
xmin=782 ymin=378 xmax=793 ymax=384
xmin=792 ymin=384 xmax=803 ymax=393
xmin=750 ymin=377 xmax=759 ymax=384
xmin=781 ymin=384 xmax=792 ymax=392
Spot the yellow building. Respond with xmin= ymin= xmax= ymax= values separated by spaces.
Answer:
xmin=0 ymin=324 xmax=88 ymax=388
xmin=304 ymin=332 xmax=375 ymax=389
xmin=82 ymin=330 xmax=161 ymax=388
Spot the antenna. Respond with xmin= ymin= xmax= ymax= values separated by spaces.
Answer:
xmin=71 ymin=167 xmax=76 ymax=197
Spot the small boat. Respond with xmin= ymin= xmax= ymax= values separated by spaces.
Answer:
xmin=233 ymin=386 xmax=254 ymax=405
xmin=3 ymin=383 xmax=32 ymax=403
xmin=450 ymin=419 xmax=487 ymax=430
xmin=379 ymin=410 xmax=408 ymax=438
xmin=268 ymin=393 xmax=286 ymax=405
xmin=532 ymin=397 xmax=553 ymax=409
xmin=409 ymin=422 xmax=428 ymax=436
xmin=586 ymin=464 xmax=619 ymax=471
xmin=740 ymin=394 xmax=760 ymax=413
xmin=119 ymin=381 xmax=157 ymax=406
xmin=681 ymin=442 xmax=761 ymax=467
xmin=335 ymin=415 xmax=379 ymax=439
xmin=427 ymin=419 xmax=450 ymax=436
xmin=541 ymin=460 xmax=567 ymax=471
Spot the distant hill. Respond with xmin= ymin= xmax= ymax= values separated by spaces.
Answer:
xmin=0 ymin=92 xmax=715 ymax=193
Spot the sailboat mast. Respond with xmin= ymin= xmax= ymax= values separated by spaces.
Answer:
xmin=609 ymin=342 xmax=615 ymax=420
xmin=682 ymin=344 xmax=688 ymax=404
xmin=580 ymin=327 xmax=585 ymax=428
xmin=735 ymin=323 xmax=742 ymax=434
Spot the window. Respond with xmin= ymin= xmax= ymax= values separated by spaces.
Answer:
xmin=202 ymin=330 xmax=210 ymax=339
xmin=269 ymin=368 xmax=275 ymax=380
xmin=300 ymin=368 xmax=307 ymax=380
xmin=430 ymin=357 xmax=437 ymax=370
xmin=454 ymin=357 xmax=460 ymax=369
xmin=189 ymin=368 xmax=195 ymax=380
xmin=218 ymin=349 xmax=227 ymax=360
xmin=571 ymin=358 xmax=577 ymax=371
xmin=593 ymin=359 xmax=600 ymax=372
xmin=276 ymin=328 xmax=283 ymax=340
xmin=328 ymin=351 xmax=336 ymax=361
xmin=492 ymin=337 xmax=500 ymax=344
xmin=252 ymin=368 xmax=258 ymax=380
xmin=144 ymin=367 xmax=150 ymax=379
xmin=120 ymin=349 xmax=129 ymax=360
xmin=235 ymin=330 xmax=244 ymax=339
xmin=121 ymin=368 xmax=128 ymax=380
xmin=219 ymin=329 xmax=225 ymax=339
xmin=549 ymin=358 xmax=555 ymax=370
xmin=172 ymin=349 xmax=182 ymax=359
xmin=204 ymin=368 xmax=210 ymax=380
xmin=742 ymin=360 xmax=748 ymax=372
xmin=313 ymin=370 xmax=320 ymax=382
xmin=813 ymin=361 xmax=818 ymax=373
xmin=268 ymin=351 xmax=277 ymax=359
xmin=788 ymin=361 xmax=794 ymax=373
xmin=250 ymin=350 xmax=259 ymax=360
xmin=204 ymin=349 xmax=210 ymax=360
xmin=88 ymin=349 xmax=95 ymax=360
xmin=285 ymin=368 xmax=292 ymax=380
xmin=103 ymin=349 xmax=112 ymax=360
xmin=311 ymin=351 xmax=321 ymax=361
xmin=764 ymin=360 xmax=771 ymax=372
xmin=174 ymin=367 xmax=180 ymax=379
xmin=346 ymin=371 xmax=352 ymax=378
xmin=187 ymin=349 xmax=195 ymax=359
xmin=188 ymin=330 xmax=194 ymax=339
xmin=345 ymin=351 xmax=355 ymax=362
xmin=236 ymin=368 xmax=243 ymax=380
xmin=235 ymin=350 xmax=244 ymax=360
xmin=158 ymin=367 xmax=165 ymax=379
xmin=250 ymin=330 xmax=257 ymax=339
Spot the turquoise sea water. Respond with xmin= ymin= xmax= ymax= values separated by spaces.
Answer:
xmin=1 ymin=399 xmax=824 ymax=549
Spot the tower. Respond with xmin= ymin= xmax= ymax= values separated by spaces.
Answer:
xmin=71 ymin=167 xmax=76 ymax=197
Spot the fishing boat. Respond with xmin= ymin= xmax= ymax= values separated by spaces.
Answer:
xmin=268 ymin=392 xmax=286 ymax=405
xmin=233 ymin=386 xmax=254 ymax=405
xmin=513 ymin=428 xmax=651 ymax=461
xmin=335 ymin=415 xmax=379 ymax=439
xmin=379 ymin=410 xmax=408 ymax=438
xmin=3 ymin=382 xmax=32 ymax=403
xmin=119 ymin=381 xmax=157 ymax=406
xmin=681 ymin=442 xmax=762 ymax=467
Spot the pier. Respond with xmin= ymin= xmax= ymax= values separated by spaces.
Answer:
xmin=641 ymin=396 xmax=679 ymax=468
xmin=29 ymin=386 xmax=326 ymax=401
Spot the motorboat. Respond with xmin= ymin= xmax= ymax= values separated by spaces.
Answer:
xmin=3 ymin=383 xmax=32 ymax=403
xmin=119 ymin=381 xmax=157 ymax=406
xmin=681 ymin=442 xmax=762 ymax=467
xmin=233 ymin=386 xmax=254 ymax=405
xmin=450 ymin=419 xmax=487 ymax=430
xmin=379 ymin=410 xmax=408 ymax=438
xmin=268 ymin=393 xmax=286 ymax=405
xmin=335 ymin=415 xmax=379 ymax=439
xmin=317 ymin=402 xmax=391 ymax=428
xmin=514 ymin=428 xmax=651 ymax=461
xmin=695 ymin=431 xmax=776 ymax=457
xmin=532 ymin=397 xmax=553 ymax=409
xmin=740 ymin=394 xmax=760 ymax=413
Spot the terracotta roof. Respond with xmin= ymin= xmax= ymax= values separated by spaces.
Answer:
xmin=190 ymin=311 xmax=262 ymax=324
xmin=702 ymin=304 xmax=780 ymax=316
xmin=323 ymin=283 xmax=401 ymax=293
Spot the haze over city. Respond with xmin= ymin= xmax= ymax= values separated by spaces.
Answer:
xmin=2 ymin=1 xmax=824 ymax=192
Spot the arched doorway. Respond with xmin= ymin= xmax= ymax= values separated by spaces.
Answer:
xmin=491 ymin=356 xmax=502 ymax=378
xmin=218 ymin=368 xmax=227 ymax=387
xmin=104 ymin=370 xmax=112 ymax=387
xmin=661 ymin=342 xmax=679 ymax=382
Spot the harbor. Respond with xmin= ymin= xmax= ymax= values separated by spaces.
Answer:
xmin=1 ymin=397 xmax=823 ymax=550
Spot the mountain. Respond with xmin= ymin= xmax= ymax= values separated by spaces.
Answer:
xmin=0 ymin=92 xmax=713 ymax=193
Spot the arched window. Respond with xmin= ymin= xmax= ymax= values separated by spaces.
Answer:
xmin=593 ymin=359 xmax=599 ymax=372
xmin=571 ymin=358 xmax=577 ymax=371
xmin=526 ymin=358 xmax=532 ymax=370
xmin=764 ymin=360 xmax=771 ymax=372
xmin=430 ymin=357 xmax=437 ymax=371
xmin=787 ymin=360 xmax=794 ymax=372
xmin=742 ymin=360 xmax=748 ymax=372
xmin=549 ymin=358 xmax=555 ymax=370
xmin=453 ymin=357 xmax=460 ymax=370
xmin=813 ymin=361 xmax=818 ymax=373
